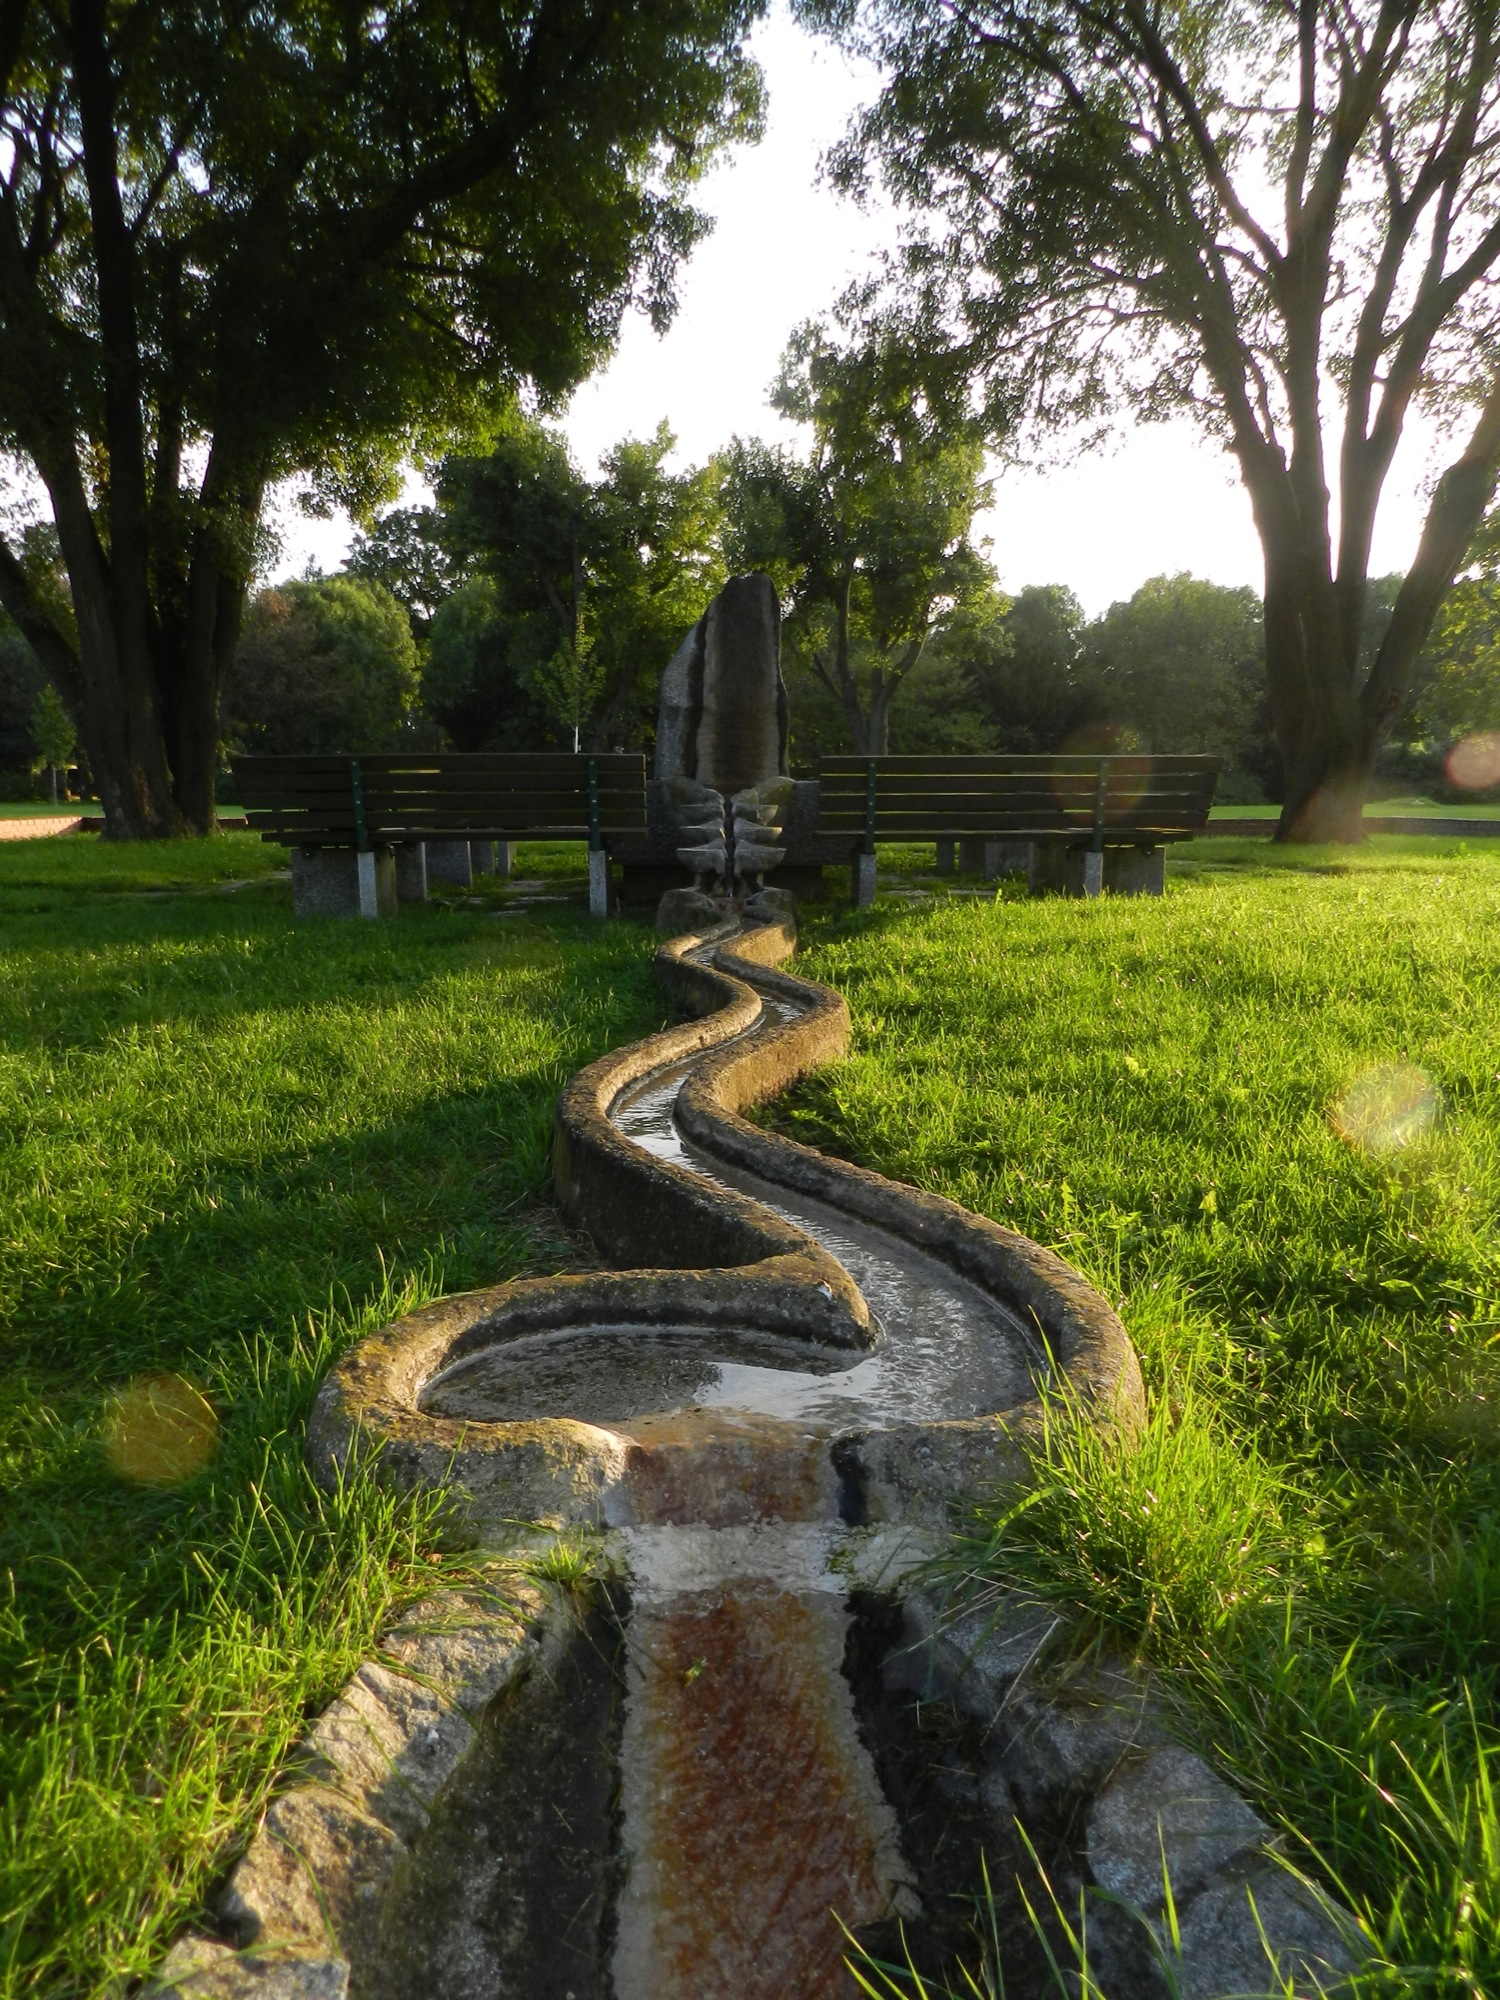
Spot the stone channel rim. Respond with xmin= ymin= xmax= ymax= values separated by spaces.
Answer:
xmin=305 ymin=909 xmax=1144 ymax=1535
xmin=152 ymin=905 xmax=1366 ymax=2000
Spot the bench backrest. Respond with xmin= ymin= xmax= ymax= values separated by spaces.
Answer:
xmin=234 ymin=753 xmax=648 ymax=849
xmin=818 ymin=754 xmax=1220 ymax=848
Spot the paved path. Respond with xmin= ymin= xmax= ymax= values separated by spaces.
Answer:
xmin=0 ymin=814 xmax=85 ymax=840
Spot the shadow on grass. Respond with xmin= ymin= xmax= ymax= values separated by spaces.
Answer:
xmin=0 ymin=878 xmax=637 ymax=1054
xmin=1 ymin=891 xmax=661 ymax=1686
xmin=0 ymin=1075 xmax=578 ymax=1671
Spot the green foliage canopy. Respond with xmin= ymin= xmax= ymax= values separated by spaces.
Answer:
xmin=223 ymin=576 xmax=418 ymax=757
xmin=344 ymin=508 xmax=472 ymax=643
xmin=29 ymin=680 xmax=75 ymax=768
xmin=420 ymin=576 xmax=558 ymax=752
xmin=1406 ymin=516 xmax=1500 ymax=766
xmin=438 ymin=412 xmax=726 ymax=748
xmin=721 ymin=318 xmax=993 ymax=753
xmin=806 ymin=0 xmax=1500 ymax=836
xmin=959 ymin=582 xmax=1098 ymax=756
xmin=0 ymin=0 xmax=766 ymax=833
xmin=1082 ymin=573 xmax=1267 ymax=777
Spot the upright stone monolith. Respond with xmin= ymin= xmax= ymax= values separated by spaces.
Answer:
xmin=654 ymin=572 xmax=787 ymax=799
xmin=619 ymin=570 xmax=838 ymax=904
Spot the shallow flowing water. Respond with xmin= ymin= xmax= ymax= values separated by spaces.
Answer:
xmin=426 ymin=982 xmax=1036 ymax=1437
xmin=421 ymin=936 xmax=1041 ymax=1994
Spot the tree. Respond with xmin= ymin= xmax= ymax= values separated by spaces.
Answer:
xmin=721 ymin=319 xmax=993 ymax=753
xmin=1082 ymin=574 xmax=1268 ymax=783
xmin=0 ymin=520 xmax=69 ymax=779
xmin=1401 ymin=514 xmax=1500 ymax=779
xmin=419 ymin=577 xmax=560 ymax=752
xmin=29 ymin=682 xmax=75 ymax=801
xmin=439 ymin=412 xmax=726 ymax=748
xmin=344 ymin=508 xmax=470 ymax=644
xmin=223 ymin=577 xmax=418 ymax=757
xmin=0 ymin=618 xmax=45 ymax=777
xmin=808 ymin=0 xmax=1500 ymax=838
xmin=960 ymin=582 xmax=1105 ymax=753
xmin=1409 ymin=576 xmax=1500 ymax=768
xmin=0 ymin=0 xmax=765 ymax=837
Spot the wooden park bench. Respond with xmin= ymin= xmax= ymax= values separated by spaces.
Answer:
xmin=818 ymin=754 xmax=1221 ymax=905
xmin=234 ymin=752 xmax=648 ymax=917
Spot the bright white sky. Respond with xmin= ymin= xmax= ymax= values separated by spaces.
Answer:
xmin=277 ymin=4 xmax=1446 ymax=618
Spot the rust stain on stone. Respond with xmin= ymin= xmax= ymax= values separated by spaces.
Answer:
xmin=622 ymin=1408 xmax=835 ymax=1527
xmin=620 ymin=1587 xmax=899 ymax=1999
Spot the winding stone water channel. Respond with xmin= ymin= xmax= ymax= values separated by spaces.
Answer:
xmin=153 ymin=910 xmax=1362 ymax=2000
xmin=416 ymin=926 xmax=1059 ymax=1997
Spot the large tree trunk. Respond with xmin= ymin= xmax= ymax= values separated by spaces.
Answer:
xmin=10 ymin=446 xmax=261 ymax=839
xmin=1259 ymin=549 xmax=1373 ymax=843
xmin=34 ymin=547 xmax=247 ymax=840
xmin=62 ymin=537 xmax=186 ymax=840
xmin=1277 ymin=733 xmax=1379 ymax=842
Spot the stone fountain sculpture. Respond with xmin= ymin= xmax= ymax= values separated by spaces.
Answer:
xmin=655 ymin=571 xmax=787 ymax=801
xmin=140 ymin=576 xmax=1364 ymax=2000
xmin=628 ymin=572 xmax=803 ymax=904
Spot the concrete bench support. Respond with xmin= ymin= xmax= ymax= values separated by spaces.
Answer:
xmin=427 ymin=839 xmax=474 ymax=887
xmin=291 ymin=847 xmax=397 ymax=919
xmin=393 ymin=842 xmax=428 ymax=905
xmin=1031 ymin=845 xmax=1165 ymax=898
xmin=852 ymin=852 xmax=878 ymax=909
xmin=496 ymin=840 xmax=515 ymax=878
xmin=1104 ymin=845 xmax=1165 ymax=895
xmin=587 ymin=850 xmax=610 ymax=918
xmin=935 ymin=838 xmax=956 ymax=875
xmin=470 ymin=840 xmax=497 ymax=876
xmin=959 ymin=837 xmax=1038 ymax=883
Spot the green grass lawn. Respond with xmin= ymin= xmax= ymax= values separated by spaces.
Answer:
xmin=781 ymin=836 xmax=1500 ymax=1995
xmin=0 ymin=800 xmax=100 ymax=818
xmin=0 ymin=838 xmax=660 ymax=1998
xmin=7 ymin=830 xmax=1500 ymax=1995
xmin=1210 ymin=796 xmax=1500 ymax=820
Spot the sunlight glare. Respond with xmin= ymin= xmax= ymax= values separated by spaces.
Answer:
xmin=1331 ymin=1064 xmax=1441 ymax=1155
xmin=103 ymin=1373 xmax=219 ymax=1486
xmin=1445 ymin=732 xmax=1500 ymax=791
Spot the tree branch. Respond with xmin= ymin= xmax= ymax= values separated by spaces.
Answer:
xmin=1363 ymin=370 xmax=1500 ymax=729
xmin=0 ymin=526 xmax=83 ymax=699
xmin=1120 ymin=0 xmax=1283 ymax=272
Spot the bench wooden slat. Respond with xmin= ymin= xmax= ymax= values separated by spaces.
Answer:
xmin=248 ymin=818 xmax=642 ymax=843
xmin=235 ymin=751 xmax=643 ymax=774
xmin=363 ymin=816 xmax=647 ymax=835
xmin=353 ymin=752 xmax=644 ymax=775
xmin=819 ymin=784 xmax=1218 ymax=807
xmin=243 ymin=811 xmax=360 ymax=830
xmin=361 ymin=788 xmax=646 ymax=815
xmin=818 ymin=817 xmax=1207 ymax=839
xmin=818 ymin=783 xmax=1218 ymax=812
xmin=818 ymin=775 xmax=1219 ymax=793
xmin=366 ymin=824 xmax=607 ymax=841
xmin=238 ymin=786 xmax=362 ymax=810
xmin=819 ymin=754 xmax=1219 ymax=776
xmin=824 ymin=808 xmax=1208 ymax=832
xmin=230 ymin=755 xmax=360 ymax=776
xmin=361 ymin=779 xmax=646 ymax=800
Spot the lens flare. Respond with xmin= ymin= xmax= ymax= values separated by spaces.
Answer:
xmin=1053 ymin=724 xmax=1149 ymax=818
xmin=1332 ymin=1063 xmax=1440 ymax=1155
xmin=1445 ymin=733 xmax=1500 ymax=791
xmin=103 ymin=1372 xmax=218 ymax=1486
